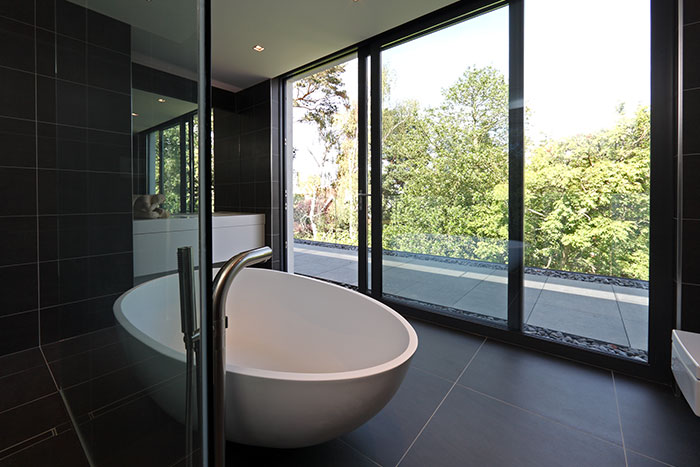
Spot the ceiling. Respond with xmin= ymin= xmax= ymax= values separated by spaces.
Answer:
xmin=132 ymin=89 xmax=197 ymax=132
xmin=211 ymin=0 xmax=460 ymax=90
xmin=73 ymin=0 xmax=460 ymax=91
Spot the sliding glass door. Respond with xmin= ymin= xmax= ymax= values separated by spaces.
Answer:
xmin=287 ymin=56 xmax=363 ymax=286
xmin=285 ymin=0 xmax=659 ymax=367
xmin=522 ymin=0 xmax=650 ymax=354
xmin=378 ymin=5 xmax=511 ymax=321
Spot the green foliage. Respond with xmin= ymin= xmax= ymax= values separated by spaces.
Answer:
xmin=154 ymin=114 xmax=200 ymax=215
xmin=293 ymin=65 xmax=650 ymax=280
xmin=161 ymin=125 xmax=182 ymax=214
xmin=383 ymin=67 xmax=510 ymax=262
xmin=524 ymin=106 xmax=650 ymax=279
xmin=293 ymin=66 xmax=358 ymax=245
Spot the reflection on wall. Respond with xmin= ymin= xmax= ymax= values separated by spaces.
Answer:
xmin=213 ymin=81 xmax=284 ymax=269
xmin=0 ymin=0 xmax=133 ymax=354
xmin=680 ymin=1 xmax=700 ymax=332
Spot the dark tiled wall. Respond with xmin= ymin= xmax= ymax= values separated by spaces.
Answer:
xmin=0 ymin=0 xmax=133 ymax=356
xmin=214 ymin=80 xmax=284 ymax=269
xmin=681 ymin=0 xmax=700 ymax=332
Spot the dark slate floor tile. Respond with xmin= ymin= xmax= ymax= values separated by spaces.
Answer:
xmin=0 ymin=429 xmax=89 ymax=467
xmin=400 ymin=385 xmax=626 ymax=467
xmin=0 ymin=364 xmax=55 ymax=413
xmin=458 ymin=340 xmax=622 ymax=444
xmin=0 ymin=393 xmax=69 ymax=453
xmin=0 ymin=348 xmax=44 ymax=378
xmin=407 ymin=319 xmax=485 ymax=381
xmin=626 ymin=451 xmax=674 ymax=467
xmin=225 ymin=439 xmax=379 ymax=467
xmin=49 ymin=335 xmax=156 ymax=389
xmin=341 ymin=366 xmax=452 ymax=466
xmin=78 ymin=379 xmax=187 ymax=467
xmin=40 ymin=294 xmax=119 ymax=344
xmin=615 ymin=374 xmax=700 ymax=467
xmin=42 ymin=326 xmax=122 ymax=363
xmin=62 ymin=354 xmax=183 ymax=418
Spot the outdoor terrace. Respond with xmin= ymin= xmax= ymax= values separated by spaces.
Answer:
xmin=293 ymin=242 xmax=649 ymax=353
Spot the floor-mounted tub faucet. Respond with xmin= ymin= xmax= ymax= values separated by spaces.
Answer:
xmin=211 ymin=247 xmax=272 ymax=464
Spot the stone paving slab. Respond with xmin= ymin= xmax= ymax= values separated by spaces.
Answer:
xmin=526 ymin=290 xmax=630 ymax=347
xmin=395 ymin=275 xmax=483 ymax=309
xmin=453 ymin=280 xmax=508 ymax=319
xmin=292 ymin=243 xmax=649 ymax=351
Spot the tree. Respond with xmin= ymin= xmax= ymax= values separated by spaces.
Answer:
xmin=383 ymin=66 xmax=510 ymax=262
xmin=291 ymin=63 xmax=650 ymax=280
xmin=292 ymin=65 xmax=352 ymax=241
xmin=525 ymin=106 xmax=650 ymax=279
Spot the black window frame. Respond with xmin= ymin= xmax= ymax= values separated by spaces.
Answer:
xmin=140 ymin=109 xmax=199 ymax=214
xmin=280 ymin=0 xmax=676 ymax=383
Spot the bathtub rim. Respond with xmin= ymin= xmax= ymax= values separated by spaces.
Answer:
xmin=113 ymin=269 xmax=418 ymax=383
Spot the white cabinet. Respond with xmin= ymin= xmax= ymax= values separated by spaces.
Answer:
xmin=133 ymin=212 xmax=265 ymax=277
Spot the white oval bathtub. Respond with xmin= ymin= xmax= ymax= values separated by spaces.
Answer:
xmin=114 ymin=268 xmax=418 ymax=448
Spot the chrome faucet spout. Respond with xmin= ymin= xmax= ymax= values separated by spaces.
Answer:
xmin=210 ymin=246 xmax=272 ymax=463
xmin=212 ymin=246 xmax=273 ymax=313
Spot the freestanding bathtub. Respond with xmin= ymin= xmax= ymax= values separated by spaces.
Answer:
xmin=114 ymin=268 xmax=418 ymax=448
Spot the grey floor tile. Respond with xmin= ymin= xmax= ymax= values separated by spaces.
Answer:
xmin=341 ymin=367 xmax=452 ymax=466
xmin=408 ymin=320 xmax=484 ymax=382
xmin=399 ymin=385 xmax=626 ymax=467
xmin=615 ymin=374 xmax=700 ymax=467
xmin=225 ymin=439 xmax=379 ymax=467
xmin=626 ymin=451 xmax=675 ymax=467
xmin=453 ymin=280 xmax=508 ymax=319
xmin=527 ymin=290 xmax=629 ymax=346
xmin=458 ymin=340 xmax=622 ymax=444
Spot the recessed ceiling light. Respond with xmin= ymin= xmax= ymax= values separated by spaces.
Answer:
xmin=132 ymin=112 xmax=139 ymax=117
xmin=157 ymin=98 xmax=166 ymax=103
xmin=253 ymin=45 xmax=265 ymax=52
